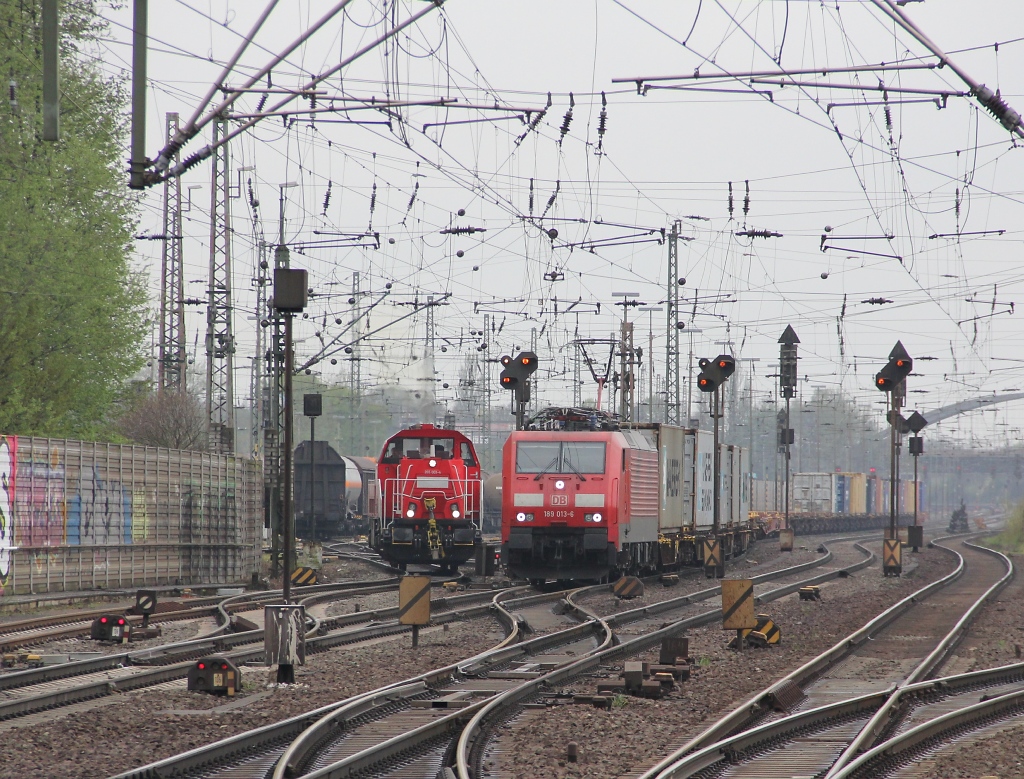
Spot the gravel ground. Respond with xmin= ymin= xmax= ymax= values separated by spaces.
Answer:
xmin=1 ymin=616 xmax=508 ymax=779
xmin=913 ymin=722 xmax=1024 ymax=779
xmin=0 ymin=618 xmax=213 ymax=666
xmin=576 ymin=537 xmax=827 ymax=618
xmin=0 ymin=534 xmax=972 ymax=779
xmin=315 ymin=556 xmax=394 ymax=584
xmin=0 ymin=598 xmax=137 ymax=623
xmin=487 ymin=543 xmax=955 ymax=779
xmin=908 ymin=543 xmax=1024 ymax=779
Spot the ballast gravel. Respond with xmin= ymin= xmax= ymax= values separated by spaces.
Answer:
xmin=0 ymin=534 xmax=976 ymax=779
xmin=1 ymin=617 xmax=507 ymax=779
xmin=486 ymin=541 xmax=956 ymax=779
xmin=902 ymin=544 xmax=1024 ymax=779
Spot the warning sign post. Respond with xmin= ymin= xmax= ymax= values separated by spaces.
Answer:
xmin=399 ymin=575 xmax=432 ymax=647
xmin=721 ymin=578 xmax=756 ymax=651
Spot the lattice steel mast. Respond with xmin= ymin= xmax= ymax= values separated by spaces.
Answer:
xmin=666 ymin=220 xmax=682 ymax=425
xmin=206 ymin=117 xmax=236 ymax=453
xmin=158 ymin=112 xmax=186 ymax=393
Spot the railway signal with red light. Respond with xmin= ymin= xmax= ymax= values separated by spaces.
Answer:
xmin=696 ymin=354 xmax=736 ymax=393
xmin=696 ymin=358 xmax=719 ymax=393
xmin=874 ymin=354 xmax=913 ymax=392
xmin=518 ymin=351 xmax=539 ymax=374
xmin=714 ymin=354 xmax=736 ymax=379
xmin=91 ymin=614 xmax=128 ymax=641
xmin=187 ymin=655 xmax=240 ymax=696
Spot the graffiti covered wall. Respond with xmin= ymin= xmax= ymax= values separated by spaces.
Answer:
xmin=0 ymin=436 xmax=262 ymax=596
xmin=0 ymin=437 xmax=15 ymax=588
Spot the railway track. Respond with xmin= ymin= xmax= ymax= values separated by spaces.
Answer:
xmin=0 ymin=576 xmax=501 ymax=723
xmin=109 ymin=537 xmax=851 ymax=779
xmin=0 ymin=576 xmax=402 ymax=659
xmin=634 ymin=534 xmax=1013 ymax=779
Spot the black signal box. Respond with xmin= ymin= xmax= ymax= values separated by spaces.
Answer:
xmin=187 ymin=656 xmax=241 ymax=696
xmin=303 ymin=393 xmax=322 ymax=417
xmin=91 ymin=614 xmax=128 ymax=642
xmin=273 ymin=268 xmax=308 ymax=313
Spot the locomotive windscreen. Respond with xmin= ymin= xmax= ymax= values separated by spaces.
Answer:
xmin=382 ymin=436 xmax=477 ymax=465
xmin=515 ymin=441 xmax=606 ymax=474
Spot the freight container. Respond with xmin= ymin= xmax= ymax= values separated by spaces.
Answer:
xmin=792 ymin=472 xmax=832 ymax=514
xmin=719 ymin=445 xmax=734 ymax=529
xmin=733 ymin=446 xmax=750 ymax=526
xmin=655 ymin=425 xmax=687 ymax=533
xmin=693 ymin=429 xmax=715 ymax=532
xmin=846 ymin=473 xmax=867 ymax=514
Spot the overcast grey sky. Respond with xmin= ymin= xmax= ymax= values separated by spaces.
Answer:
xmin=95 ymin=1 xmax=1024 ymax=445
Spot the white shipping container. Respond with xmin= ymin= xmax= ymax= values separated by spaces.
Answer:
xmin=792 ymin=473 xmax=832 ymax=505
xmin=719 ymin=444 xmax=733 ymax=528
xmin=793 ymin=497 xmax=831 ymax=514
xmin=656 ymin=425 xmax=688 ymax=532
xmin=694 ymin=430 xmax=715 ymax=532
xmin=735 ymin=446 xmax=750 ymax=522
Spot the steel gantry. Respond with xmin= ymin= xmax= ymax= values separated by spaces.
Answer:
xmin=206 ymin=117 xmax=236 ymax=454
xmin=158 ymin=112 xmax=186 ymax=393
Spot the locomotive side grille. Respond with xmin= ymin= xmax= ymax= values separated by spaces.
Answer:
xmin=626 ymin=449 xmax=660 ymax=519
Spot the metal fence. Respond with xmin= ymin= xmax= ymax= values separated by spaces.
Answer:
xmin=0 ymin=435 xmax=263 ymax=596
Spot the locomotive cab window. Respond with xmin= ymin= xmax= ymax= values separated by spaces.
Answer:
xmin=459 ymin=442 xmax=476 ymax=467
xmin=382 ymin=441 xmax=402 ymax=463
xmin=515 ymin=441 xmax=606 ymax=474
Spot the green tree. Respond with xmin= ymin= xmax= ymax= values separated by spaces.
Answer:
xmin=0 ymin=1 xmax=147 ymax=439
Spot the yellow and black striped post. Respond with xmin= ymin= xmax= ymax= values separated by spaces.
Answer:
xmin=779 ymin=528 xmax=794 ymax=552
xmin=883 ymin=538 xmax=902 ymax=577
xmin=399 ymin=575 xmax=432 ymax=647
xmin=612 ymin=576 xmax=645 ymax=599
xmin=290 ymin=567 xmax=318 ymax=586
xmin=721 ymin=578 xmax=756 ymax=650
xmin=703 ymin=538 xmax=725 ymax=579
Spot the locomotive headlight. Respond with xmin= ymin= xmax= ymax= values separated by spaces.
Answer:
xmin=516 ymin=512 xmax=534 ymax=522
xmin=585 ymin=513 xmax=603 ymax=523
xmin=429 ymin=459 xmax=437 ymax=467
xmin=555 ymin=479 xmax=565 ymax=490
xmin=450 ymin=503 xmax=461 ymax=519
xmin=406 ymin=503 xmax=417 ymax=518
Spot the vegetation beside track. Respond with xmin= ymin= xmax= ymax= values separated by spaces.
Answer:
xmin=988 ymin=502 xmax=1024 ymax=553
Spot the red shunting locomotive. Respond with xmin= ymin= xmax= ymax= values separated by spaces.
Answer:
xmin=371 ymin=424 xmax=483 ymax=572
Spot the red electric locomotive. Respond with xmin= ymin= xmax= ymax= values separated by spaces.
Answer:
xmin=501 ymin=408 xmax=751 ymax=584
xmin=371 ymin=424 xmax=483 ymax=572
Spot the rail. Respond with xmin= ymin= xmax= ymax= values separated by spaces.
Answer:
xmin=643 ymin=534 xmax=1011 ymax=779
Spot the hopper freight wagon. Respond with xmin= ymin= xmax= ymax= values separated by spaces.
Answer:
xmin=293 ymin=441 xmax=347 ymax=539
xmin=501 ymin=409 xmax=751 ymax=584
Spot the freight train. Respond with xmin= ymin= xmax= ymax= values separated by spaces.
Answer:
xmin=293 ymin=441 xmax=379 ymax=539
xmin=500 ymin=407 xmax=752 ymax=584
xmin=370 ymin=423 xmax=484 ymax=573
xmin=751 ymin=471 xmax=924 ymax=534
